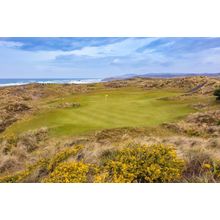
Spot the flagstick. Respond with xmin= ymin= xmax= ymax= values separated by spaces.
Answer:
xmin=105 ymin=94 xmax=108 ymax=103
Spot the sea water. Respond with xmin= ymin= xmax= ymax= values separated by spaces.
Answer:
xmin=0 ymin=78 xmax=102 ymax=87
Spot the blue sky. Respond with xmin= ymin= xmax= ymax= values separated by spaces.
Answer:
xmin=0 ymin=37 xmax=220 ymax=78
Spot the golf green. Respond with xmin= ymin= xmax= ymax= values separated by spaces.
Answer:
xmin=4 ymin=88 xmax=195 ymax=137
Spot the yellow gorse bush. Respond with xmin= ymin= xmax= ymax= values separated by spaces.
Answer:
xmin=47 ymin=145 xmax=84 ymax=172
xmin=43 ymin=162 xmax=90 ymax=183
xmin=202 ymin=163 xmax=211 ymax=170
xmin=0 ymin=145 xmax=84 ymax=183
xmin=0 ymin=144 xmax=186 ymax=183
xmin=95 ymin=144 xmax=184 ymax=183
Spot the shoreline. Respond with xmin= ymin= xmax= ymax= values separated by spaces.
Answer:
xmin=0 ymin=74 xmax=220 ymax=88
xmin=0 ymin=78 xmax=102 ymax=87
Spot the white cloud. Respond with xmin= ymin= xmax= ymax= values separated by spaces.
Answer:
xmin=0 ymin=40 xmax=24 ymax=48
xmin=111 ymin=58 xmax=121 ymax=64
xmin=0 ymin=38 xmax=160 ymax=64
xmin=63 ymin=38 xmax=158 ymax=58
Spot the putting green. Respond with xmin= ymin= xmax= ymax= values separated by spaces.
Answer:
xmin=4 ymin=88 xmax=196 ymax=137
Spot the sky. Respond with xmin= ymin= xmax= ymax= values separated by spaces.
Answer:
xmin=0 ymin=37 xmax=220 ymax=79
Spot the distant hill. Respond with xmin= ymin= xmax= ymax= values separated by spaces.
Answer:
xmin=102 ymin=74 xmax=136 ymax=82
xmin=102 ymin=73 xmax=220 ymax=81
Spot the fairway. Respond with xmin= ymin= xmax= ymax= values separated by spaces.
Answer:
xmin=4 ymin=88 xmax=195 ymax=137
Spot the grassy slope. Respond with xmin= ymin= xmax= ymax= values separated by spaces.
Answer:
xmin=3 ymin=87 xmax=196 ymax=137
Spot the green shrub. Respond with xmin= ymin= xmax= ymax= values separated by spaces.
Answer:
xmin=95 ymin=144 xmax=184 ymax=183
xmin=214 ymin=88 xmax=220 ymax=100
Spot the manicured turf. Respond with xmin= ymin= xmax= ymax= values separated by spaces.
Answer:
xmin=4 ymin=88 xmax=195 ymax=137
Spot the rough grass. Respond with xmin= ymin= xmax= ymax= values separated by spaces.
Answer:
xmin=2 ymin=88 xmax=197 ymax=137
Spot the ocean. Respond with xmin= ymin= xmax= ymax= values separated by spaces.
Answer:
xmin=0 ymin=78 xmax=102 ymax=87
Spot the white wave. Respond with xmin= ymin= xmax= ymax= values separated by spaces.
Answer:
xmin=37 ymin=79 xmax=101 ymax=84
xmin=0 ymin=79 xmax=102 ymax=87
xmin=0 ymin=82 xmax=30 ymax=87
xmin=66 ymin=79 xmax=102 ymax=84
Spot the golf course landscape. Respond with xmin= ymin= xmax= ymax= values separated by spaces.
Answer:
xmin=0 ymin=76 xmax=220 ymax=183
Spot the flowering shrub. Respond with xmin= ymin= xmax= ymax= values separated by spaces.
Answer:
xmin=47 ymin=145 xmax=84 ymax=171
xmin=183 ymin=148 xmax=220 ymax=182
xmin=0 ymin=145 xmax=84 ymax=183
xmin=43 ymin=162 xmax=90 ymax=183
xmin=95 ymin=144 xmax=184 ymax=183
xmin=0 ymin=171 xmax=27 ymax=183
xmin=185 ymin=161 xmax=220 ymax=183
xmin=0 ymin=158 xmax=50 ymax=183
xmin=0 ymin=144 xmax=192 ymax=183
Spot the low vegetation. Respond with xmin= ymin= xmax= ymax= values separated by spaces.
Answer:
xmin=0 ymin=144 xmax=184 ymax=183
xmin=182 ymin=148 xmax=220 ymax=182
xmin=1 ymin=142 xmax=220 ymax=183
xmin=214 ymin=88 xmax=220 ymax=100
xmin=95 ymin=145 xmax=184 ymax=183
xmin=43 ymin=162 xmax=91 ymax=183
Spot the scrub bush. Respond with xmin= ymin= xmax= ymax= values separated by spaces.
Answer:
xmin=95 ymin=144 xmax=184 ymax=183
xmin=43 ymin=162 xmax=91 ymax=183
xmin=0 ymin=144 xmax=188 ymax=183
xmin=47 ymin=145 xmax=84 ymax=172
xmin=214 ymin=88 xmax=220 ymax=100
xmin=182 ymin=148 xmax=220 ymax=182
xmin=0 ymin=145 xmax=84 ymax=183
